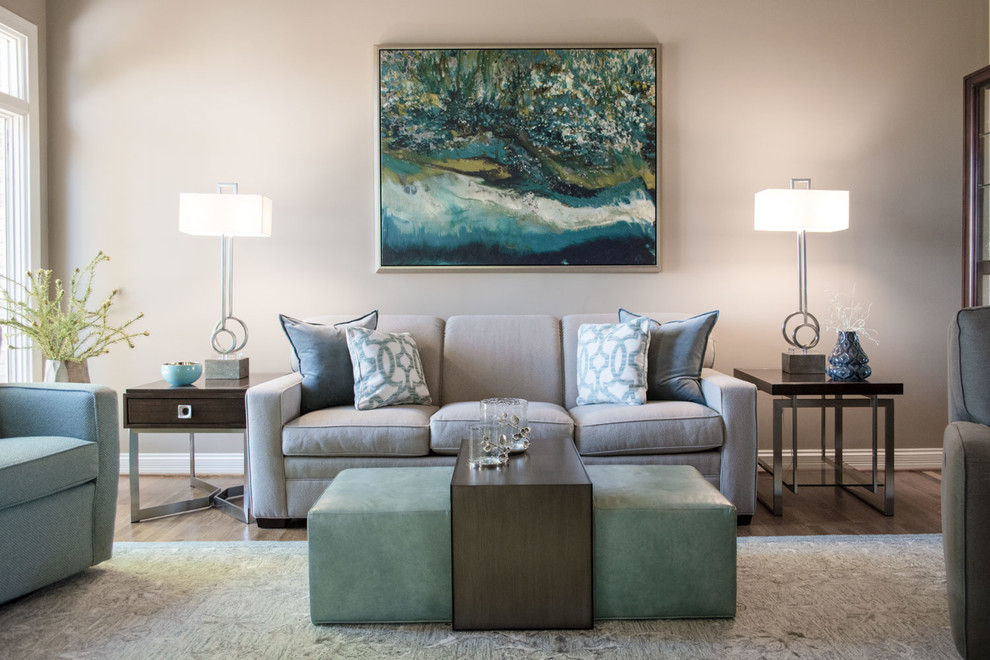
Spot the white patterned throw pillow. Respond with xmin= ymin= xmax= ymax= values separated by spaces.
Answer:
xmin=345 ymin=326 xmax=433 ymax=410
xmin=576 ymin=317 xmax=651 ymax=405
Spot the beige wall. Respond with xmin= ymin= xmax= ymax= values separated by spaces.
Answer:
xmin=39 ymin=0 xmax=987 ymax=458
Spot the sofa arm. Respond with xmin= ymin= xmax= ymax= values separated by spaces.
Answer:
xmin=700 ymin=368 xmax=758 ymax=518
xmin=0 ymin=382 xmax=119 ymax=562
xmin=943 ymin=420 xmax=990 ymax=657
xmin=246 ymin=373 xmax=303 ymax=520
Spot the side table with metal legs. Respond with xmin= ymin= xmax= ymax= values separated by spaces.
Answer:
xmin=128 ymin=427 xmax=252 ymax=523
xmin=734 ymin=369 xmax=903 ymax=517
xmin=123 ymin=373 xmax=284 ymax=524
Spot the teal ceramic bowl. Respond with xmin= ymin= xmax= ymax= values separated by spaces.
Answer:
xmin=161 ymin=361 xmax=202 ymax=386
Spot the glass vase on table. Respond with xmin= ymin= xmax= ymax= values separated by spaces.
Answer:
xmin=480 ymin=397 xmax=531 ymax=454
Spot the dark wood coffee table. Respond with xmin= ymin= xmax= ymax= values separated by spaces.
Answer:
xmin=450 ymin=437 xmax=593 ymax=630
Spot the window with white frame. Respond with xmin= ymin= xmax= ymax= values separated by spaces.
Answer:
xmin=0 ymin=7 xmax=40 ymax=383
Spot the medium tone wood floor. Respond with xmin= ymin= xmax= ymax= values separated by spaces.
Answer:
xmin=737 ymin=469 xmax=942 ymax=536
xmin=114 ymin=470 xmax=942 ymax=542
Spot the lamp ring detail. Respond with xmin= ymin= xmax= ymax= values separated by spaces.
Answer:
xmin=211 ymin=316 xmax=248 ymax=356
xmin=781 ymin=310 xmax=820 ymax=351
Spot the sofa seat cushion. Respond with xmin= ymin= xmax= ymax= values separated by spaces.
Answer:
xmin=283 ymin=405 xmax=436 ymax=457
xmin=429 ymin=401 xmax=574 ymax=455
xmin=570 ymin=401 xmax=723 ymax=456
xmin=0 ymin=436 xmax=98 ymax=510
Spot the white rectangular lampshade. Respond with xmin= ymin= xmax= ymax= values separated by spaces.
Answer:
xmin=179 ymin=193 xmax=273 ymax=237
xmin=754 ymin=188 xmax=849 ymax=232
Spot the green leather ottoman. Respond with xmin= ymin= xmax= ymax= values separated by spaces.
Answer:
xmin=308 ymin=466 xmax=454 ymax=624
xmin=586 ymin=464 xmax=737 ymax=619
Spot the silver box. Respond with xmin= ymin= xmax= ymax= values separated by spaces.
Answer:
xmin=781 ymin=352 xmax=825 ymax=374
xmin=205 ymin=357 xmax=249 ymax=380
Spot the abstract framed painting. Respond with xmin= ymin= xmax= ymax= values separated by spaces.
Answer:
xmin=376 ymin=45 xmax=659 ymax=272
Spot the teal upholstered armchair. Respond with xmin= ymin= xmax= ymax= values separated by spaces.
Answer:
xmin=943 ymin=306 xmax=990 ymax=658
xmin=0 ymin=382 xmax=119 ymax=605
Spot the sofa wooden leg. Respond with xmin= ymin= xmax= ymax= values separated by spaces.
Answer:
xmin=737 ymin=514 xmax=753 ymax=526
xmin=256 ymin=517 xmax=289 ymax=529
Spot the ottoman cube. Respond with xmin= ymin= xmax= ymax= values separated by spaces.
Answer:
xmin=308 ymin=466 xmax=454 ymax=624
xmin=586 ymin=464 xmax=737 ymax=619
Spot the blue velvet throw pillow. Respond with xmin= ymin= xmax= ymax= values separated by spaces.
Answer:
xmin=575 ymin=317 xmax=651 ymax=406
xmin=618 ymin=309 xmax=718 ymax=405
xmin=279 ymin=311 xmax=378 ymax=413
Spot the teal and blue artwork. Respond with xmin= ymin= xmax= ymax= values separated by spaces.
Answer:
xmin=377 ymin=47 xmax=659 ymax=270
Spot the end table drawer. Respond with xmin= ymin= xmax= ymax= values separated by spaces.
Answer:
xmin=125 ymin=398 xmax=246 ymax=428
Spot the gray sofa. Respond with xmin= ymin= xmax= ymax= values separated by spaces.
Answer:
xmin=943 ymin=305 xmax=990 ymax=658
xmin=246 ymin=313 xmax=757 ymax=527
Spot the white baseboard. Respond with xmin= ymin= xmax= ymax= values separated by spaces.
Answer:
xmin=119 ymin=453 xmax=246 ymax=475
xmin=121 ymin=448 xmax=944 ymax=476
xmin=757 ymin=447 xmax=942 ymax=471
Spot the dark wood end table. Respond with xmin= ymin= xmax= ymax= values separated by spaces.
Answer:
xmin=450 ymin=437 xmax=594 ymax=630
xmin=734 ymin=368 xmax=904 ymax=516
xmin=123 ymin=372 xmax=284 ymax=523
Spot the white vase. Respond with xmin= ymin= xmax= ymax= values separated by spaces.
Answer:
xmin=43 ymin=359 xmax=91 ymax=383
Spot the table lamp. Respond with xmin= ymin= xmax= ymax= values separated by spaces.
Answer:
xmin=179 ymin=182 xmax=272 ymax=379
xmin=754 ymin=178 xmax=848 ymax=373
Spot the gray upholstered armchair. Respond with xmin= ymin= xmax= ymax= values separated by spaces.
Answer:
xmin=943 ymin=306 xmax=990 ymax=658
xmin=0 ymin=382 xmax=119 ymax=604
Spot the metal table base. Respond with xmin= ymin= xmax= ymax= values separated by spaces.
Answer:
xmin=128 ymin=428 xmax=253 ymax=523
xmin=757 ymin=394 xmax=895 ymax=516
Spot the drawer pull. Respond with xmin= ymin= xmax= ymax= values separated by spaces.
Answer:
xmin=177 ymin=404 xmax=193 ymax=419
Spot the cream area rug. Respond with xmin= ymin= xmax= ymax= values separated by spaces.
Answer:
xmin=0 ymin=535 xmax=954 ymax=659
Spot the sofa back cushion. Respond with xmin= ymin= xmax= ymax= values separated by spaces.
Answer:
xmin=563 ymin=313 xmax=715 ymax=409
xmin=949 ymin=306 xmax=990 ymax=425
xmin=301 ymin=315 xmax=444 ymax=407
xmin=441 ymin=315 xmax=563 ymax=405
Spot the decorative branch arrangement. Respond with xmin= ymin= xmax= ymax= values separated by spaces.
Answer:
xmin=823 ymin=286 xmax=879 ymax=345
xmin=0 ymin=251 xmax=148 ymax=361
xmin=495 ymin=411 xmax=531 ymax=449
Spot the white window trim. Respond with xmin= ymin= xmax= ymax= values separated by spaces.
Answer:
xmin=0 ymin=6 xmax=40 ymax=383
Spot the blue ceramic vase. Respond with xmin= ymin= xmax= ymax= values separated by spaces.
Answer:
xmin=826 ymin=331 xmax=872 ymax=381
